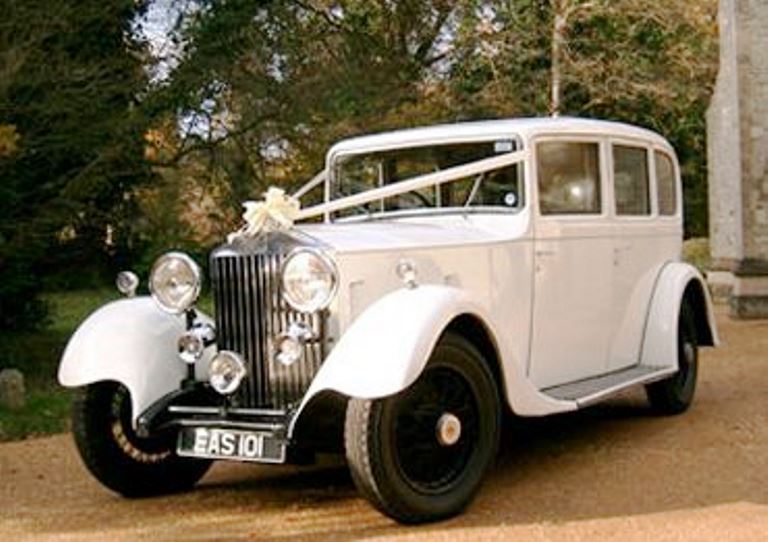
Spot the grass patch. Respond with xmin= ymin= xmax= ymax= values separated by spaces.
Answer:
xmin=0 ymin=388 xmax=74 ymax=440
xmin=683 ymin=237 xmax=711 ymax=273
xmin=0 ymin=288 xmax=118 ymax=442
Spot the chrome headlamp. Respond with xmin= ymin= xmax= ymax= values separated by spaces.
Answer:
xmin=149 ymin=252 xmax=202 ymax=314
xmin=281 ymin=248 xmax=338 ymax=313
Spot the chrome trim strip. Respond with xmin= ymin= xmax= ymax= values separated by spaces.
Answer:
xmin=167 ymin=405 xmax=289 ymax=417
xmin=173 ymin=419 xmax=285 ymax=432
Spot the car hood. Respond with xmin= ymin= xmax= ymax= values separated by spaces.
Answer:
xmin=297 ymin=214 xmax=528 ymax=254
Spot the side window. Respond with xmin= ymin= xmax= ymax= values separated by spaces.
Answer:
xmin=537 ymin=141 xmax=601 ymax=215
xmin=655 ymin=151 xmax=677 ymax=216
xmin=613 ymin=145 xmax=650 ymax=216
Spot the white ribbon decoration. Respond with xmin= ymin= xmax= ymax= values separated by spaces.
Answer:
xmin=227 ymin=148 xmax=528 ymax=242
xmin=228 ymin=187 xmax=301 ymax=242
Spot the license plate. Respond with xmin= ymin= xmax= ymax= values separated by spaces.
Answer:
xmin=177 ymin=427 xmax=286 ymax=464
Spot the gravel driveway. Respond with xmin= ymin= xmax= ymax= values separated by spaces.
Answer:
xmin=2 ymin=307 xmax=767 ymax=541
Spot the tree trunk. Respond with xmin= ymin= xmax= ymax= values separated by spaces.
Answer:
xmin=551 ymin=0 xmax=568 ymax=116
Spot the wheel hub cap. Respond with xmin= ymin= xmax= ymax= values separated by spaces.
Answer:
xmin=435 ymin=412 xmax=462 ymax=446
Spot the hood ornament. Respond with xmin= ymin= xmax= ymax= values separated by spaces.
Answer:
xmin=228 ymin=187 xmax=301 ymax=243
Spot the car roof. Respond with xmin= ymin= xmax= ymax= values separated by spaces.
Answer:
xmin=327 ymin=116 xmax=673 ymax=158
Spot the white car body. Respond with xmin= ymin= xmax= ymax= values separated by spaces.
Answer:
xmin=58 ymin=117 xmax=718 ymax=521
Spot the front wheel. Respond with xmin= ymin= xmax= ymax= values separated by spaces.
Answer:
xmin=344 ymin=333 xmax=501 ymax=524
xmin=645 ymin=300 xmax=699 ymax=415
xmin=72 ymin=382 xmax=211 ymax=497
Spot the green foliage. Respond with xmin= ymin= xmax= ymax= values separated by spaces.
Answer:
xmin=0 ymin=289 xmax=117 ymax=441
xmin=152 ymin=0 xmax=716 ymax=238
xmin=0 ymin=0 xmax=721 ymax=440
xmin=0 ymin=0 xmax=718 ymax=335
xmin=683 ymin=237 xmax=711 ymax=273
xmin=0 ymin=389 xmax=73 ymax=441
xmin=0 ymin=124 xmax=20 ymax=156
xmin=0 ymin=0 xmax=153 ymax=330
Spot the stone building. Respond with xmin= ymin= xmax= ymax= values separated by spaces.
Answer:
xmin=708 ymin=0 xmax=768 ymax=318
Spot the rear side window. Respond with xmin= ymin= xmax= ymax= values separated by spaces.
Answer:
xmin=613 ymin=145 xmax=650 ymax=216
xmin=655 ymin=151 xmax=677 ymax=216
xmin=537 ymin=141 xmax=601 ymax=215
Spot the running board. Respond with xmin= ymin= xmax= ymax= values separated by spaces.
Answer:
xmin=541 ymin=365 xmax=676 ymax=407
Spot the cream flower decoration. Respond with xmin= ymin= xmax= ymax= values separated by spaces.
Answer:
xmin=229 ymin=187 xmax=301 ymax=242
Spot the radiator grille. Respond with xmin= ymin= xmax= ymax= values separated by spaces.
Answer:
xmin=211 ymin=251 xmax=325 ymax=409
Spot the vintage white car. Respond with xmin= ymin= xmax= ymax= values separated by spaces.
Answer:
xmin=59 ymin=117 xmax=718 ymax=523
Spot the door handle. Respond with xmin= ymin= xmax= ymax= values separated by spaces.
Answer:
xmin=535 ymin=249 xmax=557 ymax=257
xmin=613 ymin=244 xmax=630 ymax=266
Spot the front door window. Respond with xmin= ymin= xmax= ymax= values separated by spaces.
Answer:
xmin=537 ymin=141 xmax=601 ymax=215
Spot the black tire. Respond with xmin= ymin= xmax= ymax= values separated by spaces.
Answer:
xmin=645 ymin=300 xmax=699 ymax=415
xmin=72 ymin=382 xmax=211 ymax=497
xmin=344 ymin=333 xmax=501 ymax=524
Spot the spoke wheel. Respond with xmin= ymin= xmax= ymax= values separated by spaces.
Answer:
xmin=345 ymin=333 xmax=500 ymax=524
xmin=72 ymin=382 xmax=211 ymax=497
xmin=393 ymin=365 xmax=479 ymax=494
xmin=646 ymin=300 xmax=699 ymax=415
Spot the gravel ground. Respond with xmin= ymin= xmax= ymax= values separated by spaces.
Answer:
xmin=2 ymin=307 xmax=767 ymax=541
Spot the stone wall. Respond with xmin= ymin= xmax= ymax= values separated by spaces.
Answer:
xmin=708 ymin=0 xmax=768 ymax=318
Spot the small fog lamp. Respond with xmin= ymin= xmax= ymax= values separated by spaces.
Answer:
xmin=178 ymin=333 xmax=204 ymax=364
xmin=178 ymin=324 xmax=216 ymax=364
xmin=116 ymin=271 xmax=139 ymax=297
xmin=274 ymin=322 xmax=313 ymax=367
xmin=208 ymin=351 xmax=247 ymax=395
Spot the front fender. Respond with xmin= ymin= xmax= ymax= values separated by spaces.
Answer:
xmin=310 ymin=285 xmax=481 ymax=401
xmin=58 ymin=297 xmax=214 ymax=426
xmin=290 ymin=284 xmax=575 ymax=435
xmin=640 ymin=263 xmax=719 ymax=369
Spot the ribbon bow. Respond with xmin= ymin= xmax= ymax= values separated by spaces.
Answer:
xmin=228 ymin=187 xmax=301 ymax=242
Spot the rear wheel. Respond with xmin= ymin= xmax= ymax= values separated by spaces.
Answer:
xmin=646 ymin=300 xmax=699 ymax=415
xmin=344 ymin=333 xmax=500 ymax=524
xmin=72 ymin=382 xmax=211 ymax=497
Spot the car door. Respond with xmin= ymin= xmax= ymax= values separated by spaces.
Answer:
xmin=529 ymin=137 xmax=614 ymax=389
xmin=607 ymin=143 xmax=683 ymax=371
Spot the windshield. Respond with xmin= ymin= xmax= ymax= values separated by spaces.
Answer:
xmin=331 ymin=140 xmax=524 ymax=219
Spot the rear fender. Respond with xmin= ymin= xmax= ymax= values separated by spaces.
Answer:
xmin=640 ymin=263 xmax=719 ymax=369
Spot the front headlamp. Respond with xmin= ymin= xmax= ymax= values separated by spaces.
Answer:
xmin=281 ymin=248 xmax=338 ymax=313
xmin=149 ymin=252 xmax=202 ymax=314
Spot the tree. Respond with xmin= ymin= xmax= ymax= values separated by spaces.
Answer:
xmin=449 ymin=0 xmax=717 ymax=235
xmin=0 ymin=0 xmax=152 ymax=330
xmin=135 ymin=0 xmax=717 ymax=248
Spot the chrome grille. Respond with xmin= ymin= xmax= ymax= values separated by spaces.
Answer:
xmin=211 ymin=251 xmax=325 ymax=408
